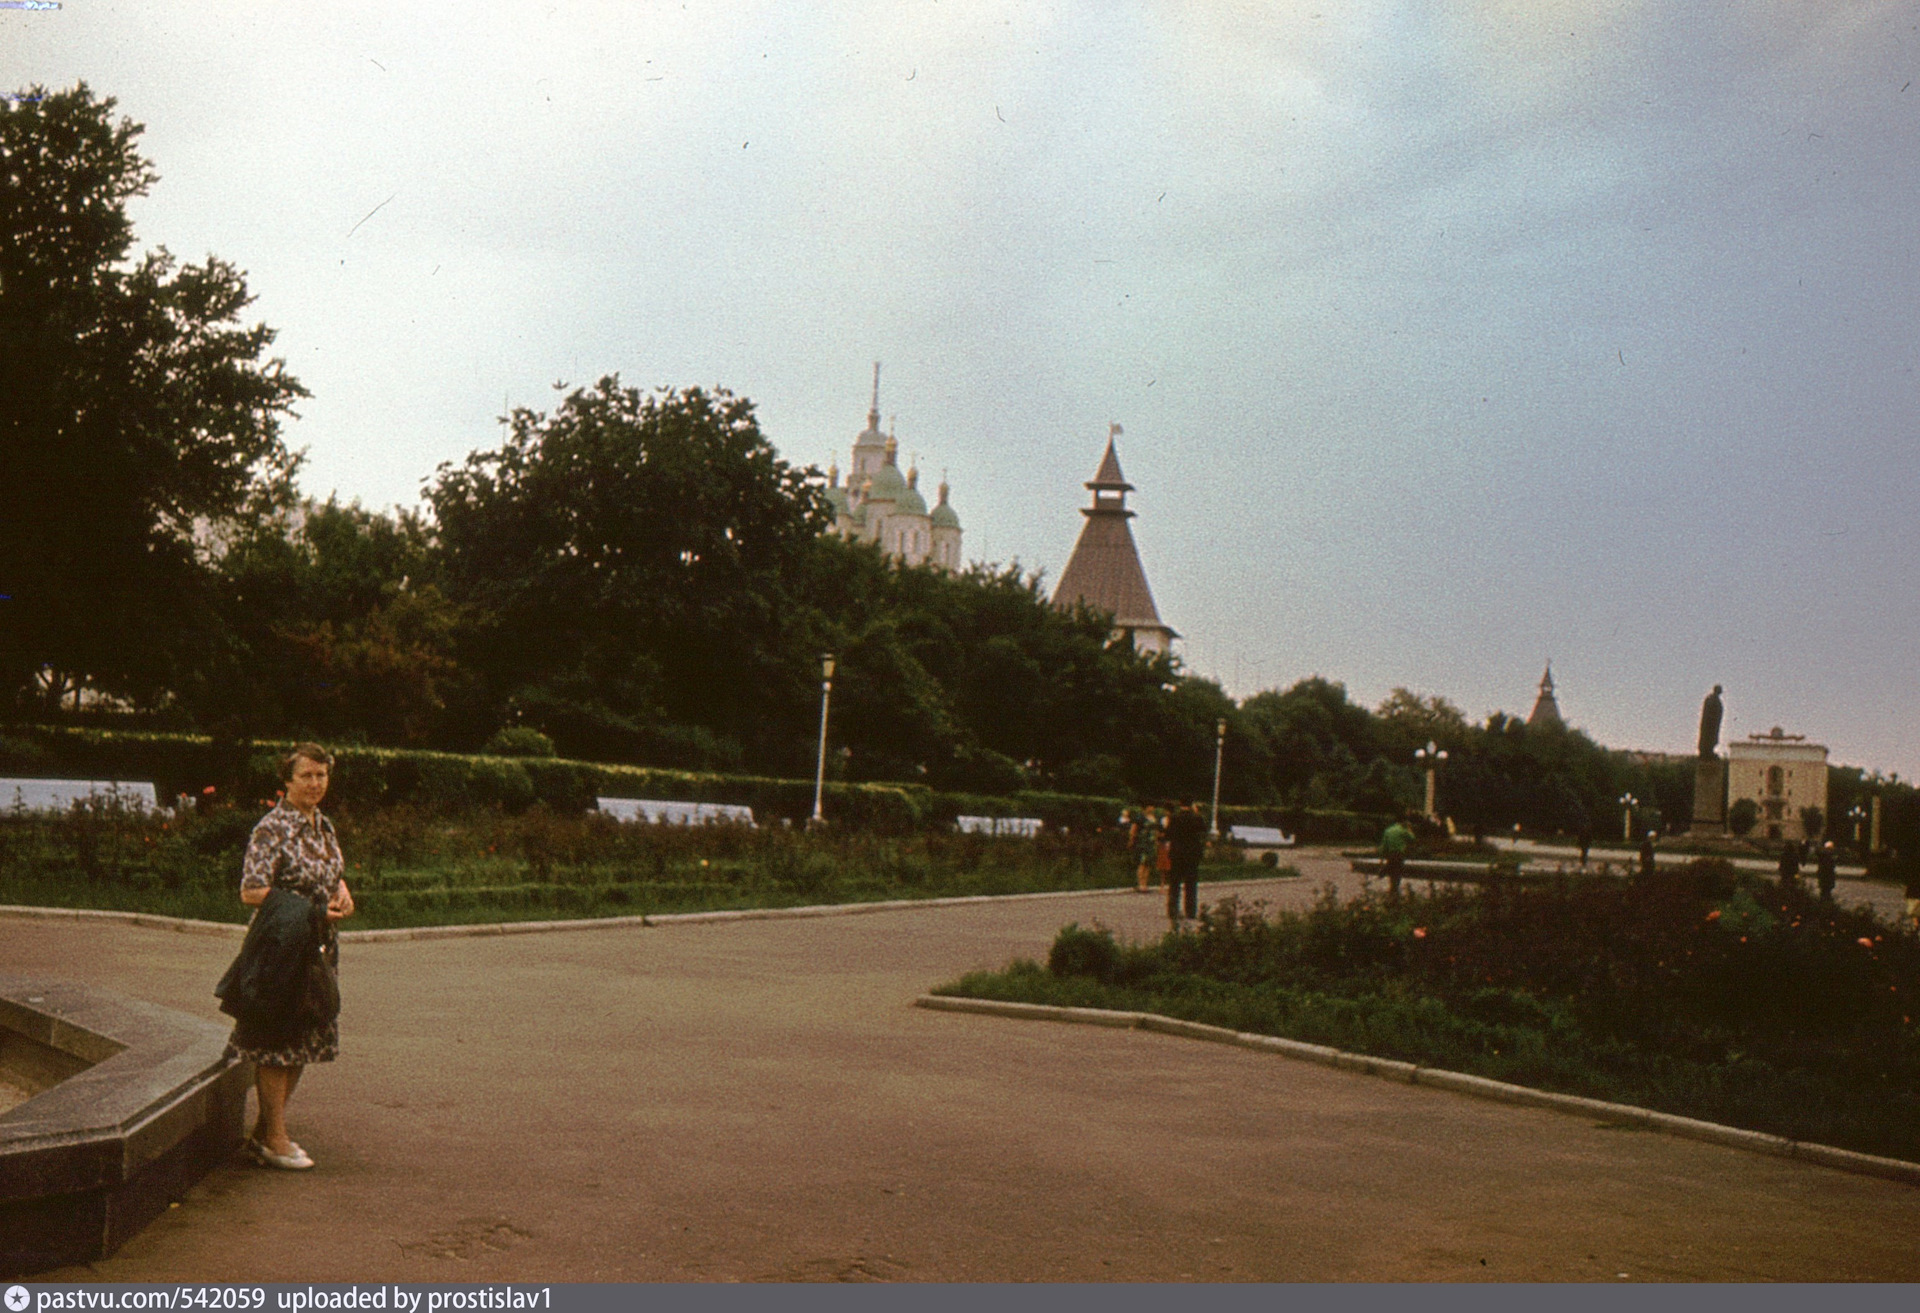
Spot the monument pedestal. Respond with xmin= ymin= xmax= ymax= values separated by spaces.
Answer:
xmin=1691 ymin=756 xmax=1727 ymax=834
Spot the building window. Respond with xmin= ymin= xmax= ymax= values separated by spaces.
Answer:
xmin=1766 ymin=766 xmax=1784 ymax=795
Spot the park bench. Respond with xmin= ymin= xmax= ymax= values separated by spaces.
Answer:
xmin=954 ymin=815 xmax=1043 ymax=837
xmin=595 ymin=797 xmax=755 ymax=826
xmin=1226 ymin=824 xmax=1295 ymax=864
xmin=1350 ymin=857 xmax=1515 ymax=883
xmin=0 ymin=778 xmax=160 ymax=814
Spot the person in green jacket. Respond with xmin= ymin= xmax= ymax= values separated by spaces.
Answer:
xmin=1380 ymin=817 xmax=1414 ymax=898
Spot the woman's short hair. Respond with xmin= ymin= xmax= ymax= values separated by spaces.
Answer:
xmin=279 ymin=742 xmax=335 ymax=782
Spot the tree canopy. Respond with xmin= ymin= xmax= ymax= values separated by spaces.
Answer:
xmin=426 ymin=379 xmax=830 ymax=764
xmin=0 ymin=84 xmax=305 ymax=709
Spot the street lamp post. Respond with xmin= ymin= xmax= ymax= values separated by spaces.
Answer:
xmin=810 ymin=654 xmax=836 ymax=828
xmin=1619 ymin=792 xmax=1638 ymax=843
xmin=1415 ymin=741 xmax=1448 ymax=822
xmin=1209 ymin=719 xmax=1227 ymax=838
xmin=1848 ymin=803 xmax=1867 ymax=851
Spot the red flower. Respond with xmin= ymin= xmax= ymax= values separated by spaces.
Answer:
xmin=1705 ymin=909 xmax=1721 ymax=921
xmin=1412 ymin=927 xmax=1428 ymax=939
xmin=1858 ymin=937 xmax=1875 ymax=948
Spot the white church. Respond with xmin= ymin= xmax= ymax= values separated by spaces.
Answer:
xmin=822 ymin=364 xmax=963 ymax=570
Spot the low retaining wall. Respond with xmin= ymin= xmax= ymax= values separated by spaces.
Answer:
xmin=0 ymin=978 xmax=249 ymax=1277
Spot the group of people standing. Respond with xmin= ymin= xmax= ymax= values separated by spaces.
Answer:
xmin=1124 ymin=801 xmax=1211 ymax=926
xmin=1775 ymin=837 xmax=1841 ymax=901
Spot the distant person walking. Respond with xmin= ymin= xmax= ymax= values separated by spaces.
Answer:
xmin=1165 ymin=800 xmax=1208 ymax=926
xmin=1379 ymin=817 xmax=1414 ymax=899
xmin=1639 ymin=831 xmax=1657 ymax=877
xmin=1578 ymin=819 xmax=1593 ymax=869
xmin=1778 ymin=838 xmax=1804 ymax=887
xmin=1903 ymin=860 xmax=1920 ymax=931
xmin=1815 ymin=841 xmax=1838 ymax=901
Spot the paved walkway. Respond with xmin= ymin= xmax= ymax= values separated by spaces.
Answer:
xmin=6 ymin=850 xmax=1919 ymax=1282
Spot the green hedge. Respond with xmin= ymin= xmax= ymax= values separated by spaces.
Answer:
xmin=0 ymin=727 xmax=1129 ymax=835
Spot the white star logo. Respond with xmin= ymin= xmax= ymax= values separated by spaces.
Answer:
xmin=5 ymin=1285 xmax=31 ymax=1312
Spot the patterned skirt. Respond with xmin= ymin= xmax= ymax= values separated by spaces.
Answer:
xmin=227 ymin=1013 xmax=339 ymax=1068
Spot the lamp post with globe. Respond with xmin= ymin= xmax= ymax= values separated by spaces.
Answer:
xmin=810 ymin=654 xmax=836 ymax=828
xmin=1415 ymin=741 xmax=1448 ymax=823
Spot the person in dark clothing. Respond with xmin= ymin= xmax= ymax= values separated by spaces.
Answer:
xmin=1164 ymin=800 xmax=1209 ymax=926
xmin=1578 ymin=820 xmax=1593 ymax=868
xmin=1778 ymin=838 xmax=1803 ymax=887
xmin=1638 ymin=831 xmax=1657 ymax=877
xmin=1815 ymin=841 xmax=1838 ymax=901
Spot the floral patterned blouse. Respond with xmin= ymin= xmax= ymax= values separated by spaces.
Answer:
xmin=241 ymin=801 xmax=344 ymax=902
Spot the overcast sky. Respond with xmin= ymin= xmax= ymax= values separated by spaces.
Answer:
xmin=11 ymin=1 xmax=1919 ymax=774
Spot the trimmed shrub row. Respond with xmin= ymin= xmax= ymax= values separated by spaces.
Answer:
xmin=0 ymin=727 xmax=1134 ymax=835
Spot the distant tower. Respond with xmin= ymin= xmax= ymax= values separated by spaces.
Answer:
xmin=849 ymin=361 xmax=888 ymax=484
xmin=930 ymin=472 xmax=962 ymax=571
xmin=1052 ymin=425 xmax=1176 ymax=655
xmin=1527 ymin=663 xmax=1565 ymax=729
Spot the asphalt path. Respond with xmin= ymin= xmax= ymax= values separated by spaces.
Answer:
xmin=6 ymin=849 xmax=1919 ymax=1282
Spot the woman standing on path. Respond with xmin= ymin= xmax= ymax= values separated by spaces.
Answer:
xmin=229 ymin=743 xmax=354 ymax=1170
xmin=1129 ymin=807 xmax=1160 ymax=893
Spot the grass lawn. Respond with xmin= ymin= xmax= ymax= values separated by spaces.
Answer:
xmin=935 ymin=871 xmax=1920 ymax=1162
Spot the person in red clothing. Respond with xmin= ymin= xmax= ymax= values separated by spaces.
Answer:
xmin=1164 ymin=800 xmax=1209 ymax=926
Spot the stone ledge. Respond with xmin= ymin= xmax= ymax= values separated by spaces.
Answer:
xmin=913 ymin=993 xmax=1920 ymax=1188
xmin=0 ymin=977 xmax=248 ymax=1277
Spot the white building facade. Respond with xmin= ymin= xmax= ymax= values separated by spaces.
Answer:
xmin=1727 ymin=728 xmax=1830 ymax=843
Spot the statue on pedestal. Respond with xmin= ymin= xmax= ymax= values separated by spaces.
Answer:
xmin=1691 ymin=685 xmax=1728 ymax=833
xmin=1698 ymin=685 xmax=1724 ymax=759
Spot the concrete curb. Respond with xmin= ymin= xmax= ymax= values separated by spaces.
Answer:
xmin=1 ymin=874 xmax=1308 ymax=945
xmin=0 ymin=904 xmax=246 ymax=938
xmin=913 ymin=994 xmax=1920 ymax=1188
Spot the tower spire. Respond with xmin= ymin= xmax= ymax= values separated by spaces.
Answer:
xmin=1527 ymin=661 xmax=1565 ymax=729
xmin=868 ymin=361 xmax=881 ymax=431
xmin=1053 ymin=426 xmax=1175 ymax=656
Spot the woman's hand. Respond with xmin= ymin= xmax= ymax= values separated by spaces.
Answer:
xmin=327 ymin=879 xmax=355 ymax=921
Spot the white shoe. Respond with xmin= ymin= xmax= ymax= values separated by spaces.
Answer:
xmin=251 ymin=1139 xmax=314 ymax=1170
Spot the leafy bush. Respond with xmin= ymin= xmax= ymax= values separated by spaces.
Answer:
xmin=484 ymin=726 xmax=557 ymax=757
xmin=1048 ymin=923 xmax=1123 ymax=983
xmin=1729 ymin=797 xmax=1760 ymax=837
xmin=1800 ymin=806 xmax=1825 ymax=840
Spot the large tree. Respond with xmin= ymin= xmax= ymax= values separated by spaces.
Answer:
xmin=196 ymin=499 xmax=466 ymax=745
xmin=0 ymin=84 xmax=306 ymax=710
xmin=427 ymin=378 xmax=830 ymax=761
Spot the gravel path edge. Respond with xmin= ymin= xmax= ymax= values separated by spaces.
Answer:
xmin=0 ymin=875 xmax=1304 ymax=943
xmin=914 ymin=993 xmax=1920 ymax=1188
